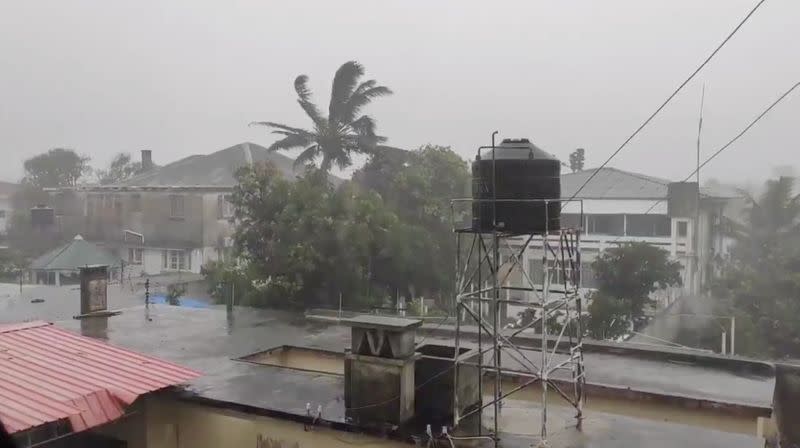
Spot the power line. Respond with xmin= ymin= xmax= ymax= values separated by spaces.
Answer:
xmin=565 ymin=0 xmax=769 ymax=204
xmin=610 ymin=80 xmax=800 ymax=238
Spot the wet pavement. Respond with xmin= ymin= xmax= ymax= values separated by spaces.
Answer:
xmin=42 ymin=304 xmax=773 ymax=447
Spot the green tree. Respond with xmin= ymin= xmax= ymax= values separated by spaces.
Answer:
xmin=23 ymin=148 xmax=90 ymax=188
xmin=709 ymin=176 xmax=800 ymax=358
xmin=252 ymin=61 xmax=392 ymax=172
xmin=590 ymin=242 xmax=682 ymax=333
xmin=96 ymin=153 xmax=144 ymax=185
xmin=228 ymin=162 xmax=401 ymax=309
xmin=353 ymin=144 xmax=470 ymax=306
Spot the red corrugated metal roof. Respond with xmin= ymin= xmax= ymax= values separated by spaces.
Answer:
xmin=0 ymin=321 xmax=200 ymax=434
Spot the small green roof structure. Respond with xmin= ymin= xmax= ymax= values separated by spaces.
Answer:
xmin=30 ymin=235 xmax=120 ymax=271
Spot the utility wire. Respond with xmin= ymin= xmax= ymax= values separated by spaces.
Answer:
xmin=608 ymin=80 xmax=800 ymax=242
xmin=565 ymin=0 xmax=769 ymax=204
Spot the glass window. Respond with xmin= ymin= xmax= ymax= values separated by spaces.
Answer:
xmin=677 ymin=221 xmax=688 ymax=238
xmin=130 ymin=194 xmax=142 ymax=212
xmin=560 ymin=213 xmax=583 ymax=229
xmin=586 ymin=214 xmax=624 ymax=235
xmin=218 ymin=194 xmax=234 ymax=219
xmin=162 ymin=249 xmax=190 ymax=270
xmin=0 ymin=210 xmax=6 ymax=218
xmin=626 ymin=214 xmax=671 ymax=237
xmin=170 ymin=195 xmax=185 ymax=219
xmin=128 ymin=248 xmax=143 ymax=265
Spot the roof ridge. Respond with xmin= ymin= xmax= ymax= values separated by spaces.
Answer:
xmin=0 ymin=321 xmax=51 ymax=334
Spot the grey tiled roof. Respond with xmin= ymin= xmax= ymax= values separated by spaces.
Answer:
xmin=30 ymin=235 xmax=121 ymax=270
xmin=562 ymin=167 xmax=740 ymax=199
xmin=119 ymin=142 xmax=302 ymax=188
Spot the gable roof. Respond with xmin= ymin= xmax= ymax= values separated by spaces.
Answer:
xmin=119 ymin=142 xmax=301 ymax=188
xmin=562 ymin=167 xmax=670 ymax=199
xmin=0 ymin=321 xmax=199 ymax=434
xmin=29 ymin=235 xmax=120 ymax=270
xmin=562 ymin=167 xmax=741 ymax=200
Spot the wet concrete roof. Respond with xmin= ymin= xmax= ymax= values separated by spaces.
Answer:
xmin=44 ymin=304 xmax=772 ymax=447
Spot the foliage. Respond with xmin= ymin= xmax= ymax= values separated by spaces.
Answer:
xmin=96 ymin=153 xmax=144 ymax=185
xmin=709 ymin=176 xmax=800 ymax=358
xmin=165 ymin=283 xmax=186 ymax=306
xmin=353 ymin=144 xmax=470 ymax=306
xmin=591 ymin=242 xmax=682 ymax=320
xmin=252 ymin=61 xmax=392 ymax=172
xmin=228 ymin=162 xmax=406 ymax=309
xmin=568 ymin=148 xmax=585 ymax=173
xmin=23 ymin=148 xmax=90 ymax=188
xmin=0 ymin=249 xmax=25 ymax=281
xmin=586 ymin=292 xmax=631 ymax=340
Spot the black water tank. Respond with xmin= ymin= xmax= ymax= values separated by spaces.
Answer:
xmin=472 ymin=138 xmax=561 ymax=234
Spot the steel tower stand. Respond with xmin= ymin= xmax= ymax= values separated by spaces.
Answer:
xmin=451 ymin=198 xmax=586 ymax=447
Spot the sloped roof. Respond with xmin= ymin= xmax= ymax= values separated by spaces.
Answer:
xmin=30 ymin=235 xmax=120 ymax=270
xmin=561 ymin=167 xmax=740 ymax=200
xmin=118 ymin=142 xmax=310 ymax=188
xmin=0 ymin=321 xmax=199 ymax=434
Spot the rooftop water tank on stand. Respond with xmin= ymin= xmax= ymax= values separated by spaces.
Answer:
xmin=472 ymin=138 xmax=561 ymax=234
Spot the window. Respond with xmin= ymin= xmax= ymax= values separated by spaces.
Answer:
xmin=560 ymin=213 xmax=583 ymax=229
xmin=128 ymin=248 xmax=143 ymax=265
xmin=586 ymin=214 xmax=624 ymax=236
xmin=626 ymin=214 xmax=671 ymax=237
xmin=677 ymin=221 xmax=688 ymax=238
xmin=0 ymin=210 xmax=6 ymax=219
xmin=130 ymin=194 xmax=142 ymax=213
xmin=162 ymin=249 xmax=191 ymax=271
xmin=169 ymin=195 xmax=185 ymax=219
xmin=217 ymin=194 xmax=234 ymax=219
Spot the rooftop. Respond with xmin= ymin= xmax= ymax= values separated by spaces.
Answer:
xmin=29 ymin=235 xmax=121 ymax=271
xmin=48 ymin=304 xmax=774 ymax=447
xmin=562 ymin=167 xmax=741 ymax=200
xmin=0 ymin=320 xmax=199 ymax=434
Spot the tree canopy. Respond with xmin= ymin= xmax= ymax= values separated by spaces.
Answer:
xmin=96 ymin=152 xmax=144 ymax=185
xmin=23 ymin=148 xmax=90 ymax=188
xmin=252 ymin=61 xmax=392 ymax=172
xmin=588 ymin=242 xmax=682 ymax=339
xmin=568 ymin=148 xmax=585 ymax=173
xmin=707 ymin=176 xmax=800 ymax=358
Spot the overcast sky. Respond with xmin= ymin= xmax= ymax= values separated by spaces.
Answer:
xmin=1 ymin=0 xmax=797 ymax=185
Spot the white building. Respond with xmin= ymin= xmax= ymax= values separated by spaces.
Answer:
xmin=0 ymin=181 xmax=18 ymax=244
xmin=502 ymin=167 xmax=740 ymax=304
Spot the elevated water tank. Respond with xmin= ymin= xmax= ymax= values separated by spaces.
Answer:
xmin=472 ymin=138 xmax=561 ymax=234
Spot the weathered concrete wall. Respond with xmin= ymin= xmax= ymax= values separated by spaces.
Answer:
xmin=773 ymin=363 xmax=800 ymax=447
xmin=345 ymin=353 xmax=415 ymax=426
xmin=135 ymin=397 xmax=405 ymax=448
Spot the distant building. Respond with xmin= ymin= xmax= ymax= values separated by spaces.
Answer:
xmin=502 ymin=167 xmax=741 ymax=303
xmin=28 ymin=234 xmax=120 ymax=285
xmin=50 ymin=143 xmax=322 ymax=277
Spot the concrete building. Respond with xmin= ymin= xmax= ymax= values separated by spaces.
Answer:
xmin=26 ymin=304 xmax=790 ymax=447
xmin=50 ymin=143 xmax=315 ymax=277
xmin=497 ymin=167 xmax=741 ymax=306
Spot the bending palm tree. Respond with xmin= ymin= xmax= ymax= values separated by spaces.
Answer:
xmin=252 ymin=61 xmax=392 ymax=172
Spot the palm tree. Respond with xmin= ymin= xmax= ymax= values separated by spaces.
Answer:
xmin=730 ymin=176 xmax=800 ymax=262
xmin=252 ymin=61 xmax=392 ymax=172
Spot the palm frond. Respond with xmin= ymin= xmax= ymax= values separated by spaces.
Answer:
xmin=343 ymin=86 xmax=393 ymax=123
xmin=294 ymin=75 xmax=326 ymax=128
xmin=293 ymin=145 xmax=320 ymax=169
xmin=329 ymin=61 xmax=364 ymax=124
xmin=267 ymin=134 xmax=314 ymax=152
xmin=350 ymin=115 xmax=378 ymax=136
xmin=250 ymin=121 xmax=313 ymax=136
